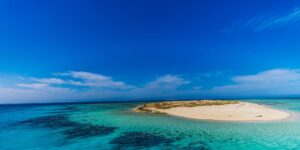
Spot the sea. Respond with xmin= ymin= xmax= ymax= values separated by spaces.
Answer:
xmin=0 ymin=99 xmax=300 ymax=150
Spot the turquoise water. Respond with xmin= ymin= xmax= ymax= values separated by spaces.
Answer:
xmin=1 ymin=99 xmax=300 ymax=150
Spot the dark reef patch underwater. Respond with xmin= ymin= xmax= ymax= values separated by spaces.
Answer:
xmin=109 ymin=131 xmax=175 ymax=149
xmin=16 ymin=115 xmax=78 ymax=128
xmin=47 ymin=106 xmax=82 ymax=114
xmin=15 ymin=114 xmax=118 ymax=140
xmin=63 ymin=124 xmax=117 ymax=139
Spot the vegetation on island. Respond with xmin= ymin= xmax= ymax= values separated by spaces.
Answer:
xmin=134 ymin=100 xmax=239 ymax=114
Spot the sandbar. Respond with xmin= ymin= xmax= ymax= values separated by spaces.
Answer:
xmin=134 ymin=100 xmax=290 ymax=121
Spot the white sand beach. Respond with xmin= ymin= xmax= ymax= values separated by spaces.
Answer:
xmin=157 ymin=102 xmax=290 ymax=121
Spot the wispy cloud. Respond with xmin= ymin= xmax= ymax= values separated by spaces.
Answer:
xmin=196 ymin=71 xmax=223 ymax=78
xmin=126 ymin=75 xmax=192 ymax=99
xmin=32 ymin=78 xmax=66 ymax=84
xmin=55 ymin=71 xmax=133 ymax=89
xmin=245 ymin=8 xmax=300 ymax=31
xmin=145 ymin=75 xmax=190 ymax=90
xmin=232 ymin=69 xmax=300 ymax=83
xmin=0 ymin=72 xmax=193 ymax=103
xmin=210 ymin=69 xmax=300 ymax=97
xmin=17 ymin=83 xmax=49 ymax=89
xmin=0 ymin=86 xmax=77 ymax=104
xmin=2 ymin=69 xmax=300 ymax=103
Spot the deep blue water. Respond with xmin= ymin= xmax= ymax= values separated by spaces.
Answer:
xmin=1 ymin=99 xmax=300 ymax=150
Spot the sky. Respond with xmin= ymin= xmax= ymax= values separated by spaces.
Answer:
xmin=1 ymin=0 xmax=300 ymax=104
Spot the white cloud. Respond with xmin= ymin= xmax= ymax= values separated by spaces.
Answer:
xmin=245 ymin=8 xmax=300 ymax=31
xmin=0 ymin=71 xmax=135 ymax=103
xmin=3 ymin=69 xmax=300 ymax=104
xmin=0 ymin=73 xmax=193 ymax=103
xmin=197 ymin=71 xmax=223 ymax=78
xmin=32 ymin=78 xmax=66 ymax=84
xmin=126 ymin=75 xmax=192 ymax=99
xmin=17 ymin=83 xmax=49 ymax=89
xmin=210 ymin=69 xmax=300 ymax=96
xmin=0 ymin=86 xmax=80 ymax=104
xmin=146 ymin=75 xmax=190 ymax=89
xmin=56 ymin=71 xmax=133 ymax=89
xmin=233 ymin=69 xmax=300 ymax=83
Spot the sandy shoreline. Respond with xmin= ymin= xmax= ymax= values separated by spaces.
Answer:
xmin=135 ymin=101 xmax=291 ymax=121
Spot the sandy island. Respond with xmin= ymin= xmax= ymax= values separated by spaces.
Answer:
xmin=134 ymin=100 xmax=290 ymax=121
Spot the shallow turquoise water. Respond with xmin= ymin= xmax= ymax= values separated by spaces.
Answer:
xmin=1 ymin=99 xmax=300 ymax=150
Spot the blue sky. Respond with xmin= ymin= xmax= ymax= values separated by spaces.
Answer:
xmin=1 ymin=0 xmax=300 ymax=103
